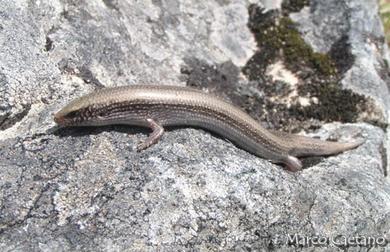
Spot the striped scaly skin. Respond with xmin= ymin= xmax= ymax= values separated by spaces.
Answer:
xmin=54 ymin=85 xmax=364 ymax=172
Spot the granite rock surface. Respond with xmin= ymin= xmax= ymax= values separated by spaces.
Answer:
xmin=0 ymin=0 xmax=389 ymax=251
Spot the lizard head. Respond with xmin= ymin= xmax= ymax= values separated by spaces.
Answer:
xmin=54 ymin=95 xmax=95 ymax=126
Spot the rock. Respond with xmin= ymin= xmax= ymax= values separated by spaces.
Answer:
xmin=290 ymin=0 xmax=390 ymax=123
xmin=0 ymin=0 xmax=389 ymax=251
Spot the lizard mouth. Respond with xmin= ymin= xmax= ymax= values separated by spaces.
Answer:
xmin=53 ymin=113 xmax=68 ymax=126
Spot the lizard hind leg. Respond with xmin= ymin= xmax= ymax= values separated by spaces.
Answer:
xmin=137 ymin=118 xmax=165 ymax=151
xmin=284 ymin=155 xmax=302 ymax=172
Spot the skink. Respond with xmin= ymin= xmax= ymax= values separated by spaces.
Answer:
xmin=54 ymin=85 xmax=364 ymax=171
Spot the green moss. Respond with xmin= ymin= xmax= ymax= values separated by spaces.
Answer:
xmin=282 ymin=0 xmax=310 ymax=13
xmin=246 ymin=5 xmax=337 ymax=77
xmin=310 ymin=53 xmax=336 ymax=76
xmin=257 ymin=17 xmax=336 ymax=76
xmin=243 ymin=4 xmax=370 ymax=129
xmin=293 ymin=82 xmax=366 ymax=122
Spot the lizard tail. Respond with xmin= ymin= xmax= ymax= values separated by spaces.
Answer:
xmin=289 ymin=136 xmax=365 ymax=157
xmin=269 ymin=130 xmax=364 ymax=157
